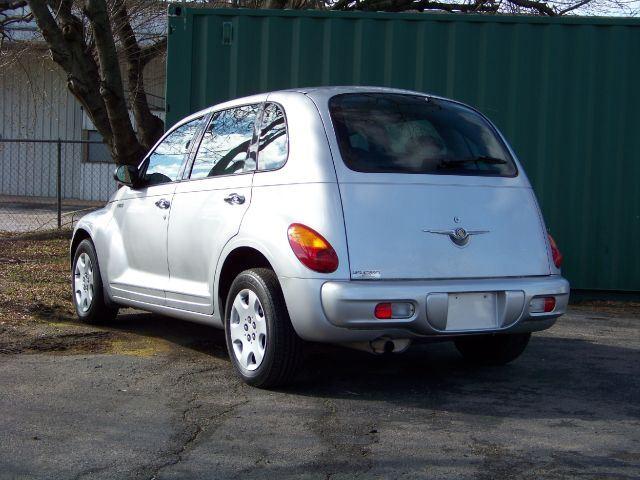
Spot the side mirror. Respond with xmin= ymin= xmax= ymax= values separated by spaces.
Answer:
xmin=113 ymin=165 xmax=142 ymax=188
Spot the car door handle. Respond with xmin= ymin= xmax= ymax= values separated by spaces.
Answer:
xmin=154 ymin=198 xmax=171 ymax=209
xmin=224 ymin=193 xmax=245 ymax=205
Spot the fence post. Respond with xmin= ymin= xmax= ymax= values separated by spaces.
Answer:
xmin=56 ymin=139 xmax=62 ymax=229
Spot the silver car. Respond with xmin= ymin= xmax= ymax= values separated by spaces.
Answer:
xmin=71 ymin=86 xmax=569 ymax=387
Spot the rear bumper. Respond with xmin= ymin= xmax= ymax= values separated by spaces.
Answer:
xmin=279 ymin=275 xmax=569 ymax=343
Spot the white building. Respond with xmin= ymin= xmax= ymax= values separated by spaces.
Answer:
xmin=0 ymin=44 xmax=165 ymax=202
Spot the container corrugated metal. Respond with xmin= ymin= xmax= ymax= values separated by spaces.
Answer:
xmin=166 ymin=7 xmax=640 ymax=292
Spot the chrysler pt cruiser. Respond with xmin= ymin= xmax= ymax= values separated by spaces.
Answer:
xmin=71 ymin=87 xmax=569 ymax=387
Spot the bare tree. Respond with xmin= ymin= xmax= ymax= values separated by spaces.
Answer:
xmin=1 ymin=1 xmax=31 ymax=49
xmin=2 ymin=0 xmax=167 ymax=165
xmin=266 ymin=0 xmax=638 ymax=16
xmin=258 ymin=0 xmax=640 ymax=17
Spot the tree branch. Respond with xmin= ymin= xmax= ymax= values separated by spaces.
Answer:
xmin=412 ymin=0 xmax=499 ymax=12
xmin=558 ymin=0 xmax=590 ymax=14
xmin=330 ymin=0 xmax=568 ymax=14
xmin=27 ymin=0 xmax=117 ymax=154
xmin=333 ymin=0 xmax=499 ymax=12
xmin=25 ymin=0 xmax=68 ymax=66
xmin=139 ymin=36 xmax=167 ymax=67
xmin=113 ymin=0 xmax=163 ymax=150
xmin=83 ymin=0 xmax=143 ymax=165
xmin=506 ymin=0 xmax=557 ymax=15
xmin=0 ymin=0 xmax=29 ymax=14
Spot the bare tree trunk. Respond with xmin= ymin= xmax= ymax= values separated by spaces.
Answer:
xmin=113 ymin=0 xmax=164 ymax=151
xmin=264 ymin=0 xmax=289 ymax=8
xmin=83 ymin=0 xmax=144 ymax=165
xmin=28 ymin=0 xmax=113 ymax=145
xmin=26 ymin=0 xmax=147 ymax=165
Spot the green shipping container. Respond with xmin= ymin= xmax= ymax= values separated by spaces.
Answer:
xmin=166 ymin=7 xmax=640 ymax=292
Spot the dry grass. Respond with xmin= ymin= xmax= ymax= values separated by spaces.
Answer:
xmin=0 ymin=232 xmax=178 ymax=357
xmin=0 ymin=230 xmax=74 ymax=326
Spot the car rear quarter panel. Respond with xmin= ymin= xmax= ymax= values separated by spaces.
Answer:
xmin=213 ymin=92 xmax=351 ymax=327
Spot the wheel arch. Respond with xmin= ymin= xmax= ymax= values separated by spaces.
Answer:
xmin=70 ymin=228 xmax=93 ymax=262
xmin=70 ymin=225 xmax=117 ymax=307
xmin=216 ymin=245 xmax=276 ymax=320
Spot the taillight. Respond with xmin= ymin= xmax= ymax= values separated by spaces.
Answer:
xmin=544 ymin=297 xmax=556 ymax=312
xmin=374 ymin=302 xmax=415 ymax=319
xmin=287 ymin=223 xmax=339 ymax=273
xmin=548 ymin=233 xmax=563 ymax=268
xmin=374 ymin=303 xmax=393 ymax=319
xmin=530 ymin=296 xmax=556 ymax=313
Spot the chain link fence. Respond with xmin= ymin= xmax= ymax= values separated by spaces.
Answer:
xmin=0 ymin=139 xmax=116 ymax=236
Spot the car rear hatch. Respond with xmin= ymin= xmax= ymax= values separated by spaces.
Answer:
xmin=318 ymin=91 xmax=551 ymax=280
xmin=337 ymin=180 xmax=550 ymax=279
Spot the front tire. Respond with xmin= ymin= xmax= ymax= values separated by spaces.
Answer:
xmin=224 ymin=268 xmax=302 ymax=388
xmin=454 ymin=333 xmax=531 ymax=365
xmin=71 ymin=239 xmax=118 ymax=324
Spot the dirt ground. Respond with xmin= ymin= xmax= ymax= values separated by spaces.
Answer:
xmin=0 ymin=234 xmax=639 ymax=479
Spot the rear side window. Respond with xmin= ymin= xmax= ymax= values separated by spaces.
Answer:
xmin=329 ymin=93 xmax=516 ymax=177
xmin=257 ymin=103 xmax=288 ymax=171
xmin=190 ymin=104 xmax=260 ymax=179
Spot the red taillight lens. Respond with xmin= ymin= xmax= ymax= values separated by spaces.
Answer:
xmin=544 ymin=297 xmax=556 ymax=313
xmin=374 ymin=303 xmax=393 ymax=319
xmin=548 ymin=233 xmax=563 ymax=268
xmin=287 ymin=223 xmax=339 ymax=273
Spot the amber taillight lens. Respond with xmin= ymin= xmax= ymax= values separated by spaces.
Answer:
xmin=548 ymin=233 xmax=563 ymax=268
xmin=287 ymin=223 xmax=339 ymax=273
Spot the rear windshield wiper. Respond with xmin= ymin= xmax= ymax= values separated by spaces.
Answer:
xmin=438 ymin=156 xmax=508 ymax=168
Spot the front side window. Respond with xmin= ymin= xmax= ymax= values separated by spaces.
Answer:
xmin=257 ymin=103 xmax=288 ymax=171
xmin=190 ymin=104 xmax=260 ymax=180
xmin=143 ymin=117 xmax=203 ymax=186
xmin=329 ymin=93 xmax=516 ymax=177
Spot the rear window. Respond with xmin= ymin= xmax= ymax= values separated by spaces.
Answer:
xmin=329 ymin=93 xmax=517 ymax=177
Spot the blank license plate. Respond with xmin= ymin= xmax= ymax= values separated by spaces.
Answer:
xmin=446 ymin=292 xmax=498 ymax=331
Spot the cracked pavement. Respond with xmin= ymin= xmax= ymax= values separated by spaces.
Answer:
xmin=1 ymin=305 xmax=639 ymax=479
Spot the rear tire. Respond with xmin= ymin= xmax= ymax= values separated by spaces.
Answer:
xmin=454 ymin=333 xmax=531 ymax=365
xmin=224 ymin=268 xmax=302 ymax=388
xmin=71 ymin=239 xmax=118 ymax=324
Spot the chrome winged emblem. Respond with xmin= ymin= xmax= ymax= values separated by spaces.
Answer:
xmin=422 ymin=227 xmax=489 ymax=247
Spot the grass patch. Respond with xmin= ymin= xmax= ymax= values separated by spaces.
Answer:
xmin=0 ymin=232 xmax=176 ymax=357
xmin=0 ymin=232 xmax=74 ymax=326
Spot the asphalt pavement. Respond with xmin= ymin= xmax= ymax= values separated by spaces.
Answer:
xmin=1 ymin=306 xmax=638 ymax=479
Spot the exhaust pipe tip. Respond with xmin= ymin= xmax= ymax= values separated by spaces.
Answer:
xmin=383 ymin=340 xmax=395 ymax=354
xmin=340 ymin=338 xmax=412 ymax=354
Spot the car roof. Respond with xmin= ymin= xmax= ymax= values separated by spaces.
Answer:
xmin=200 ymin=86 xmax=444 ymax=113
xmin=290 ymin=85 xmax=430 ymax=96
xmin=173 ymin=86 xmax=462 ymax=132
xmin=296 ymin=85 xmax=453 ymax=106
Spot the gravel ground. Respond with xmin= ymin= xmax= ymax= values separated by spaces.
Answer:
xmin=0 ymin=196 xmax=102 ymax=234
xmin=0 ymin=235 xmax=639 ymax=479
